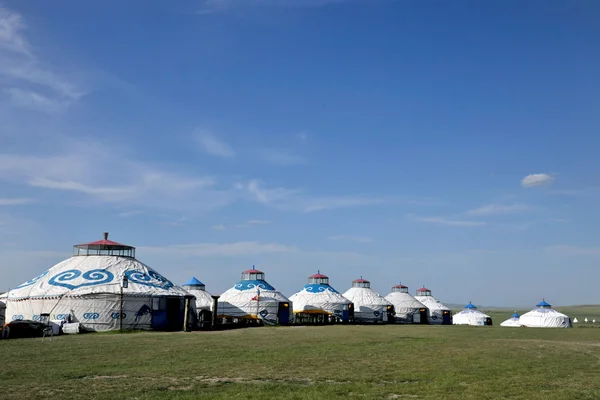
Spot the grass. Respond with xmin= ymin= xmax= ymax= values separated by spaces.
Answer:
xmin=2 ymin=323 xmax=600 ymax=400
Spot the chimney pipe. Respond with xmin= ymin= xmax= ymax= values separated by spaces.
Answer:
xmin=104 ymin=232 xmax=109 ymax=240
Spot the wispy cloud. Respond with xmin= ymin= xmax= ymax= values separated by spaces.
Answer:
xmin=0 ymin=197 xmax=34 ymax=206
xmin=118 ymin=210 xmax=146 ymax=218
xmin=521 ymin=173 xmax=554 ymax=188
xmin=140 ymin=241 xmax=297 ymax=257
xmin=411 ymin=215 xmax=486 ymax=227
xmin=545 ymin=245 xmax=600 ymax=256
xmin=466 ymin=203 xmax=530 ymax=216
xmin=194 ymin=129 xmax=235 ymax=158
xmin=327 ymin=235 xmax=374 ymax=243
xmin=0 ymin=6 xmax=84 ymax=113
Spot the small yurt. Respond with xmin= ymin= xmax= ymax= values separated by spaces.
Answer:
xmin=342 ymin=277 xmax=394 ymax=323
xmin=519 ymin=300 xmax=571 ymax=328
xmin=453 ymin=302 xmax=492 ymax=326
xmin=3 ymin=233 xmax=193 ymax=332
xmin=414 ymin=287 xmax=452 ymax=325
xmin=289 ymin=271 xmax=353 ymax=324
xmin=500 ymin=312 xmax=521 ymax=327
xmin=217 ymin=266 xmax=292 ymax=325
xmin=384 ymin=283 xmax=429 ymax=324
xmin=182 ymin=277 xmax=214 ymax=327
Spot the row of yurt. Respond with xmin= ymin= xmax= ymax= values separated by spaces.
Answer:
xmin=500 ymin=300 xmax=571 ymax=328
xmin=3 ymin=234 xmax=193 ymax=333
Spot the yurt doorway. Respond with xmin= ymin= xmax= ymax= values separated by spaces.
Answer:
xmin=278 ymin=302 xmax=290 ymax=325
xmin=165 ymin=297 xmax=183 ymax=331
xmin=485 ymin=317 xmax=493 ymax=326
xmin=385 ymin=305 xmax=395 ymax=323
xmin=416 ymin=308 xmax=428 ymax=324
xmin=442 ymin=310 xmax=452 ymax=325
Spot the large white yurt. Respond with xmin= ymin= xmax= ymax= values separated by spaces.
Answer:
xmin=182 ymin=277 xmax=214 ymax=327
xmin=452 ymin=302 xmax=493 ymax=326
xmin=500 ymin=312 xmax=521 ymax=327
xmin=3 ymin=233 xmax=193 ymax=332
xmin=519 ymin=300 xmax=571 ymax=328
xmin=384 ymin=283 xmax=429 ymax=324
xmin=414 ymin=287 xmax=452 ymax=325
xmin=289 ymin=271 xmax=354 ymax=324
xmin=342 ymin=277 xmax=394 ymax=323
xmin=217 ymin=266 xmax=292 ymax=325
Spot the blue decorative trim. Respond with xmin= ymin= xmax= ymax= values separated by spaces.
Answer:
xmin=234 ymin=280 xmax=275 ymax=291
xmin=135 ymin=304 xmax=152 ymax=321
xmin=56 ymin=314 xmax=70 ymax=320
xmin=48 ymin=269 xmax=115 ymax=290
xmin=303 ymin=284 xmax=340 ymax=294
xmin=15 ymin=270 xmax=49 ymax=289
xmin=125 ymin=269 xmax=173 ymax=290
xmin=12 ymin=315 xmax=23 ymax=321
xmin=373 ymin=311 xmax=380 ymax=317
xmin=111 ymin=312 xmax=126 ymax=319
xmin=83 ymin=312 xmax=100 ymax=320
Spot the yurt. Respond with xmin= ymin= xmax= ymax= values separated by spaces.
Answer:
xmin=384 ymin=283 xmax=429 ymax=324
xmin=414 ymin=287 xmax=452 ymax=325
xmin=182 ymin=277 xmax=214 ymax=327
xmin=217 ymin=266 xmax=292 ymax=325
xmin=519 ymin=300 xmax=571 ymax=328
xmin=289 ymin=271 xmax=354 ymax=324
xmin=3 ymin=233 xmax=193 ymax=332
xmin=452 ymin=302 xmax=492 ymax=326
xmin=342 ymin=277 xmax=394 ymax=323
xmin=500 ymin=312 xmax=521 ymax=327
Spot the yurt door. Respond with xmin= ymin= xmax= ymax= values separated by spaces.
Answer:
xmin=485 ymin=317 xmax=493 ymax=326
xmin=165 ymin=297 xmax=183 ymax=331
xmin=442 ymin=311 xmax=452 ymax=325
xmin=277 ymin=302 xmax=290 ymax=325
xmin=419 ymin=308 xmax=428 ymax=324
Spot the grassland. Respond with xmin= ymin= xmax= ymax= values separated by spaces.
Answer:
xmin=2 ymin=321 xmax=600 ymax=400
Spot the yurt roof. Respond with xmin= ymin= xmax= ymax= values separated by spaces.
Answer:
xmin=242 ymin=266 xmax=264 ymax=274
xmin=512 ymin=312 xmax=520 ymax=318
xmin=392 ymin=284 xmax=408 ymax=289
xmin=536 ymin=300 xmax=552 ymax=307
xmin=353 ymin=278 xmax=370 ymax=283
xmin=309 ymin=272 xmax=329 ymax=279
xmin=184 ymin=277 xmax=204 ymax=286
xmin=75 ymin=232 xmax=134 ymax=250
xmin=465 ymin=302 xmax=477 ymax=309
xmin=417 ymin=287 xmax=431 ymax=292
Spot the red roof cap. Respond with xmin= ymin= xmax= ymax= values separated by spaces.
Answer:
xmin=393 ymin=284 xmax=408 ymax=289
xmin=75 ymin=232 xmax=132 ymax=248
xmin=353 ymin=278 xmax=370 ymax=283
xmin=242 ymin=266 xmax=264 ymax=274
xmin=416 ymin=287 xmax=431 ymax=292
xmin=309 ymin=273 xmax=329 ymax=279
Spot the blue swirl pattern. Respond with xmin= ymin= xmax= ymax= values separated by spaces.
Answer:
xmin=125 ymin=269 xmax=173 ymax=290
xmin=12 ymin=315 xmax=23 ymax=321
xmin=48 ymin=269 xmax=115 ymax=290
xmin=15 ymin=270 xmax=49 ymax=289
xmin=234 ymin=280 xmax=275 ymax=291
xmin=111 ymin=312 xmax=126 ymax=319
xmin=303 ymin=284 xmax=340 ymax=294
xmin=83 ymin=312 xmax=100 ymax=320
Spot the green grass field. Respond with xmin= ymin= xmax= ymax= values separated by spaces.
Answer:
xmin=2 ymin=320 xmax=600 ymax=400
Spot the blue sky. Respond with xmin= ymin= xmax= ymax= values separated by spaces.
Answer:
xmin=1 ymin=0 xmax=599 ymax=307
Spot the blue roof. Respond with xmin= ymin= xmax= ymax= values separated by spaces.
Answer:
xmin=464 ymin=302 xmax=477 ymax=309
xmin=184 ymin=277 xmax=204 ymax=286
xmin=511 ymin=312 xmax=520 ymax=318
xmin=536 ymin=300 xmax=551 ymax=307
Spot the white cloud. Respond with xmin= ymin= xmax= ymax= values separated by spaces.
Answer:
xmin=411 ymin=216 xmax=486 ymax=227
xmin=194 ymin=129 xmax=235 ymax=158
xmin=118 ymin=210 xmax=145 ymax=218
xmin=0 ymin=7 xmax=84 ymax=113
xmin=327 ymin=235 xmax=374 ymax=243
xmin=140 ymin=241 xmax=297 ymax=257
xmin=521 ymin=173 xmax=554 ymax=188
xmin=466 ymin=203 xmax=530 ymax=216
xmin=545 ymin=245 xmax=600 ymax=256
xmin=0 ymin=197 xmax=34 ymax=205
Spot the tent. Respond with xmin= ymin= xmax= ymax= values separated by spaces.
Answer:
xmin=500 ymin=312 xmax=522 ymax=327
xmin=519 ymin=300 xmax=571 ymax=328
xmin=182 ymin=277 xmax=214 ymax=328
xmin=414 ymin=287 xmax=452 ymax=325
xmin=453 ymin=302 xmax=493 ymax=326
xmin=3 ymin=233 xmax=193 ymax=332
xmin=384 ymin=284 xmax=428 ymax=324
xmin=572 ymin=317 xmax=578 ymax=323
xmin=217 ymin=267 xmax=292 ymax=325
xmin=289 ymin=271 xmax=353 ymax=324
xmin=342 ymin=277 xmax=394 ymax=323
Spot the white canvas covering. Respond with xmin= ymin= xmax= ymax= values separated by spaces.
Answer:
xmin=573 ymin=318 xmax=578 ymax=323
xmin=4 ymin=255 xmax=191 ymax=332
xmin=414 ymin=289 xmax=451 ymax=325
xmin=500 ymin=314 xmax=522 ymax=327
xmin=343 ymin=283 xmax=393 ymax=323
xmin=182 ymin=278 xmax=213 ymax=311
xmin=0 ymin=299 xmax=5 ymax=326
xmin=384 ymin=286 xmax=428 ymax=323
xmin=453 ymin=304 xmax=491 ymax=326
xmin=289 ymin=284 xmax=351 ymax=317
xmin=217 ymin=270 xmax=292 ymax=325
xmin=519 ymin=301 xmax=571 ymax=328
